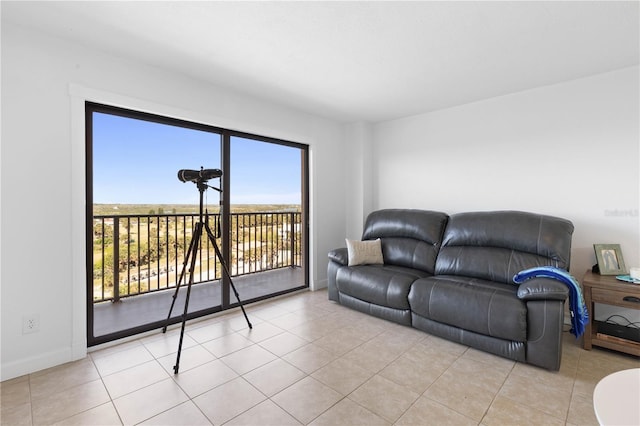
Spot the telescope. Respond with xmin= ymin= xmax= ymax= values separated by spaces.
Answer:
xmin=166 ymin=165 xmax=251 ymax=374
xmin=177 ymin=168 xmax=222 ymax=183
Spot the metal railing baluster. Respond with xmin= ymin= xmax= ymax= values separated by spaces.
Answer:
xmin=113 ymin=219 xmax=120 ymax=303
xmin=92 ymin=211 xmax=302 ymax=303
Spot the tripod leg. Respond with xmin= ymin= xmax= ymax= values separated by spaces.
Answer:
xmin=173 ymin=222 xmax=202 ymax=374
xmin=204 ymin=222 xmax=252 ymax=329
xmin=163 ymin=230 xmax=199 ymax=333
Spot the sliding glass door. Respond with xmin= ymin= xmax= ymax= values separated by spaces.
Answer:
xmin=86 ymin=103 xmax=308 ymax=346
xmin=226 ymin=135 xmax=307 ymax=299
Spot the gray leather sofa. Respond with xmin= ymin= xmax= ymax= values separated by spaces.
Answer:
xmin=327 ymin=209 xmax=574 ymax=370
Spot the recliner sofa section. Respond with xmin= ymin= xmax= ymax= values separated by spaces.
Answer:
xmin=327 ymin=209 xmax=574 ymax=370
xmin=328 ymin=209 xmax=448 ymax=325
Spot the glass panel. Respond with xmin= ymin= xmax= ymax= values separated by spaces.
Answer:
xmin=91 ymin=111 xmax=222 ymax=340
xmin=229 ymin=136 xmax=306 ymax=300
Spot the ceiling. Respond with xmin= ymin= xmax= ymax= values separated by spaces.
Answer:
xmin=3 ymin=1 xmax=639 ymax=123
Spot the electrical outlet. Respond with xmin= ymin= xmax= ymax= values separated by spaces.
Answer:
xmin=22 ymin=314 xmax=40 ymax=334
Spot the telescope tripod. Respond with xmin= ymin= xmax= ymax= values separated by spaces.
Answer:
xmin=163 ymin=179 xmax=252 ymax=374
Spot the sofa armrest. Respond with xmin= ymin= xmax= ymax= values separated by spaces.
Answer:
xmin=328 ymin=248 xmax=349 ymax=266
xmin=516 ymin=278 xmax=569 ymax=301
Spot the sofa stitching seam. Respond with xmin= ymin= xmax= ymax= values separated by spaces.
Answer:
xmin=428 ymin=282 xmax=436 ymax=318
xmin=487 ymin=290 xmax=496 ymax=336
xmin=528 ymin=301 xmax=547 ymax=343
xmin=537 ymin=217 xmax=543 ymax=258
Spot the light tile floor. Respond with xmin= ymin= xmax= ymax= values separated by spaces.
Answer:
xmin=2 ymin=289 xmax=638 ymax=425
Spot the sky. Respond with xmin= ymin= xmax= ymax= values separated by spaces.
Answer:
xmin=92 ymin=112 xmax=302 ymax=205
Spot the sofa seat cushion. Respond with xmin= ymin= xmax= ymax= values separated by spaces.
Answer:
xmin=408 ymin=275 xmax=527 ymax=342
xmin=336 ymin=265 xmax=430 ymax=310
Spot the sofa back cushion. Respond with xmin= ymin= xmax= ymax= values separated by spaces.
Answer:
xmin=362 ymin=209 xmax=448 ymax=274
xmin=435 ymin=211 xmax=574 ymax=284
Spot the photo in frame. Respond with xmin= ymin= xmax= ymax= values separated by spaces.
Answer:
xmin=593 ymin=244 xmax=627 ymax=275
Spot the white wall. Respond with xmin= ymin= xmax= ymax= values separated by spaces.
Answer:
xmin=373 ymin=66 xmax=639 ymax=296
xmin=0 ymin=22 xmax=347 ymax=380
xmin=344 ymin=122 xmax=375 ymax=239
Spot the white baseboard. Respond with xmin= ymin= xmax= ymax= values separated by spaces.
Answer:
xmin=1 ymin=347 xmax=76 ymax=381
xmin=311 ymin=278 xmax=328 ymax=291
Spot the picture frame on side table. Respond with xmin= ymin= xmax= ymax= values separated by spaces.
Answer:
xmin=593 ymin=244 xmax=627 ymax=275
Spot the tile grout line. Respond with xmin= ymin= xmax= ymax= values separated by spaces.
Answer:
xmin=476 ymin=355 xmax=518 ymax=425
xmin=8 ymin=291 xmax=628 ymax=426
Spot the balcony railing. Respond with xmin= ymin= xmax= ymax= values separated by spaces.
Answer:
xmin=92 ymin=211 xmax=302 ymax=303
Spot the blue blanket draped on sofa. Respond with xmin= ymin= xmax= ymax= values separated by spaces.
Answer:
xmin=513 ymin=266 xmax=589 ymax=338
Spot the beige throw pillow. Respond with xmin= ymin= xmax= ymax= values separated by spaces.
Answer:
xmin=346 ymin=238 xmax=384 ymax=266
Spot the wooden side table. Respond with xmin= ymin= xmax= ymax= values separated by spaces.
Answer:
xmin=582 ymin=271 xmax=640 ymax=356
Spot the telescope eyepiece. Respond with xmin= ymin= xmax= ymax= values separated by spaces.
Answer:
xmin=177 ymin=168 xmax=222 ymax=183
